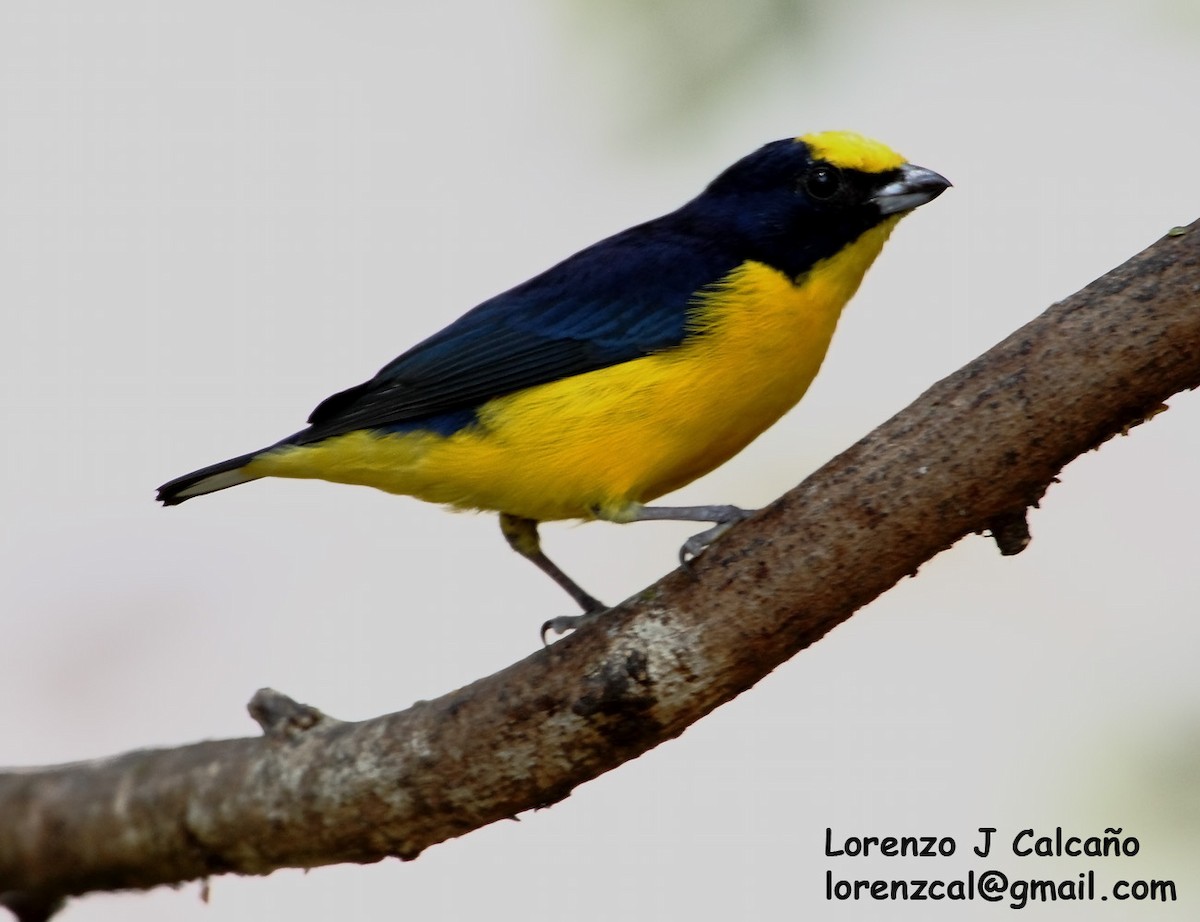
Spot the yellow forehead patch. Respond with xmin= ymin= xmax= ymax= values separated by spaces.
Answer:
xmin=798 ymin=131 xmax=906 ymax=173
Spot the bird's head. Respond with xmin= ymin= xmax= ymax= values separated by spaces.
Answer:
xmin=687 ymin=131 xmax=950 ymax=277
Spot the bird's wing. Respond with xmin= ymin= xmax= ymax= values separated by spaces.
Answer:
xmin=297 ymin=221 xmax=738 ymax=442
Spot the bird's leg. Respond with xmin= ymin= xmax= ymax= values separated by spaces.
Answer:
xmin=621 ymin=504 xmax=757 ymax=565
xmin=499 ymin=513 xmax=608 ymax=641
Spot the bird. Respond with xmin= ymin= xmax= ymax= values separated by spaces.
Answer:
xmin=158 ymin=131 xmax=949 ymax=635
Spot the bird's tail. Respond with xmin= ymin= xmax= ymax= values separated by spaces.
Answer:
xmin=157 ymin=450 xmax=265 ymax=505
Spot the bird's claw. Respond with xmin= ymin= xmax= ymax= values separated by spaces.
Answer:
xmin=541 ymin=615 xmax=582 ymax=644
xmin=540 ymin=605 xmax=608 ymax=645
xmin=677 ymin=522 xmax=732 ymax=568
xmin=676 ymin=509 xmax=755 ymax=571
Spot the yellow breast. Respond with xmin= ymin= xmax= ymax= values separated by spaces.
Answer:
xmin=250 ymin=216 xmax=899 ymax=521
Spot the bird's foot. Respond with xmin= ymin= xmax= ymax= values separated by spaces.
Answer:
xmin=678 ymin=507 xmax=755 ymax=569
xmin=540 ymin=603 xmax=608 ymax=645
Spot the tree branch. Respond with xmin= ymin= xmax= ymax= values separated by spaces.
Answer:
xmin=3 ymin=220 xmax=1198 ymax=917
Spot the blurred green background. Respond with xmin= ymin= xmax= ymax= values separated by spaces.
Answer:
xmin=1 ymin=1 xmax=1197 ymax=919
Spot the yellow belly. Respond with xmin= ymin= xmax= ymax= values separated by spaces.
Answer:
xmin=247 ymin=218 xmax=898 ymax=521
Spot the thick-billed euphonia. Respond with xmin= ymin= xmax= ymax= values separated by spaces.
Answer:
xmin=158 ymin=131 xmax=949 ymax=631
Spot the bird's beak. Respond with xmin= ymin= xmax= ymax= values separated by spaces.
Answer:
xmin=871 ymin=163 xmax=952 ymax=215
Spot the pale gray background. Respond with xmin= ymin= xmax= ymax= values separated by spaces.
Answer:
xmin=1 ymin=1 xmax=1197 ymax=919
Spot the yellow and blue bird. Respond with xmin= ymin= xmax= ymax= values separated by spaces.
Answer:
xmin=158 ymin=131 xmax=948 ymax=632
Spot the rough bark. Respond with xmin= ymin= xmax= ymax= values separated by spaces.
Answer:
xmin=2 ymin=220 xmax=1198 ymax=919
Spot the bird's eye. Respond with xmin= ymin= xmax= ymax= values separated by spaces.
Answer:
xmin=804 ymin=165 xmax=843 ymax=201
